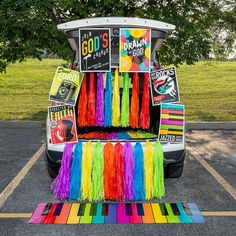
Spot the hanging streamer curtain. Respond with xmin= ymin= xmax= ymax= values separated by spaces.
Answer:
xmin=104 ymin=72 xmax=112 ymax=127
xmin=96 ymin=72 xmax=104 ymax=126
xmin=69 ymin=142 xmax=83 ymax=200
xmin=112 ymin=69 xmax=120 ymax=126
xmin=124 ymin=141 xmax=134 ymax=200
xmin=87 ymin=72 xmax=96 ymax=126
xmin=130 ymin=73 xmax=139 ymax=128
xmin=77 ymin=74 xmax=87 ymax=127
xmin=139 ymin=73 xmax=150 ymax=129
xmin=92 ymin=141 xmax=104 ymax=201
xmin=81 ymin=141 xmax=93 ymax=201
xmin=51 ymin=143 xmax=74 ymax=199
xmin=121 ymin=72 xmax=130 ymax=127
xmin=144 ymin=140 xmax=154 ymax=200
xmin=153 ymin=140 xmax=165 ymax=198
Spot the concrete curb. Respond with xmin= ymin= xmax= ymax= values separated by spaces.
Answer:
xmin=0 ymin=121 xmax=43 ymax=129
xmin=186 ymin=122 xmax=236 ymax=130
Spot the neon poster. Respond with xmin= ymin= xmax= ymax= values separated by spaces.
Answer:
xmin=79 ymin=28 xmax=111 ymax=72
xmin=119 ymin=28 xmax=151 ymax=72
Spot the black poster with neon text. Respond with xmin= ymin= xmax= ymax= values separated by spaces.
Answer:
xmin=79 ymin=28 xmax=111 ymax=72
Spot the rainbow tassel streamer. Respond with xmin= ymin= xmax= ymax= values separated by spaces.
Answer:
xmin=133 ymin=142 xmax=145 ymax=200
xmin=104 ymin=141 xmax=116 ymax=200
xmin=114 ymin=141 xmax=124 ymax=200
xmin=69 ymin=142 xmax=82 ymax=200
xmin=153 ymin=140 xmax=165 ymax=198
xmin=130 ymin=73 xmax=139 ymax=128
xmin=81 ymin=141 xmax=93 ymax=200
xmin=96 ymin=72 xmax=104 ymax=126
xmin=121 ymin=72 xmax=130 ymax=127
xmin=112 ymin=69 xmax=120 ymax=126
xmin=124 ymin=141 xmax=134 ymax=200
xmin=87 ymin=72 xmax=96 ymax=126
xmin=140 ymin=73 xmax=150 ymax=129
xmin=92 ymin=141 xmax=104 ymax=201
xmin=104 ymin=72 xmax=112 ymax=127
xmin=51 ymin=143 xmax=74 ymax=199
xmin=144 ymin=140 xmax=154 ymax=200
xmin=77 ymin=74 xmax=87 ymax=127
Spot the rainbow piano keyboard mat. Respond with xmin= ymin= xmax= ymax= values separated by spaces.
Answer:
xmin=28 ymin=202 xmax=205 ymax=224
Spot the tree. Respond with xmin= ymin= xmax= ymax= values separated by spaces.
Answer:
xmin=0 ymin=0 xmax=235 ymax=72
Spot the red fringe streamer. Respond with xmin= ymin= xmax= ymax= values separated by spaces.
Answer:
xmin=87 ymin=72 xmax=96 ymax=126
xmin=77 ymin=73 xmax=87 ymax=127
xmin=130 ymin=73 xmax=139 ymax=128
xmin=114 ymin=141 xmax=124 ymax=201
xmin=139 ymin=73 xmax=150 ymax=129
xmin=104 ymin=141 xmax=116 ymax=200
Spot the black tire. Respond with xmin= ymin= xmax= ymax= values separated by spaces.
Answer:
xmin=45 ymin=152 xmax=60 ymax=179
xmin=165 ymin=163 xmax=184 ymax=178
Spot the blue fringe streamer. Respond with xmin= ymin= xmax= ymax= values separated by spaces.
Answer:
xmin=69 ymin=142 xmax=82 ymax=200
xmin=104 ymin=72 xmax=112 ymax=127
xmin=133 ymin=142 xmax=145 ymax=200
xmin=117 ymin=131 xmax=131 ymax=139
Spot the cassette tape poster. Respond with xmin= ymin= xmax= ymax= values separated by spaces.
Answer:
xmin=79 ymin=28 xmax=111 ymax=72
xmin=159 ymin=103 xmax=184 ymax=144
xmin=48 ymin=105 xmax=78 ymax=144
xmin=150 ymin=67 xmax=180 ymax=106
xmin=49 ymin=67 xmax=84 ymax=105
xmin=119 ymin=28 xmax=151 ymax=72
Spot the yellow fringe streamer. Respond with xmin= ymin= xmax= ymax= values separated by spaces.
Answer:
xmin=112 ymin=69 xmax=120 ymax=126
xmin=81 ymin=141 xmax=93 ymax=201
xmin=144 ymin=140 xmax=154 ymax=200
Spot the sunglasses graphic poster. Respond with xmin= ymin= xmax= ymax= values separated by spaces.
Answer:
xmin=79 ymin=28 xmax=111 ymax=72
xmin=49 ymin=67 xmax=84 ymax=106
xmin=48 ymin=105 xmax=78 ymax=144
xmin=119 ymin=28 xmax=151 ymax=72
xmin=150 ymin=67 xmax=180 ymax=106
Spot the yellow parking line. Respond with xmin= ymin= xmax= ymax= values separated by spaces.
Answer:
xmin=187 ymin=145 xmax=236 ymax=201
xmin=0 ymin=144 xmax=46 ymax=207
xmin=201 ymin=212 xmax=236 ymax=217
xmin=0 ymin=213 xmax=32 ymax=218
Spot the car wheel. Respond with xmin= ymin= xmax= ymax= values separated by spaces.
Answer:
xmin=45 ymin=152 xmax=60 ymax=179
xmin=165 ymin=163 xmax=184 ymax=178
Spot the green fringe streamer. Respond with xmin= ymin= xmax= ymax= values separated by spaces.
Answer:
xmin=153 ymin=140 xmax=165 ymax=198
xmin=92 ymin=141 xmax=104 ymax=201
xmin=121 ymin=73 xmax=130 ymax=127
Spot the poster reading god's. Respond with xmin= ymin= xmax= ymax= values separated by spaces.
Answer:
xmin=150 ymin=67 xmax=180 ymax=106
xmin=49 ymin=67 xmax=84 ymax=105
xmin=119 ymin=28 xmax=151 ymax=72
xmin=48 ymin=105 xmax=78 ymax=144
xmin=79 ymin=28 xmax=111 ymax=72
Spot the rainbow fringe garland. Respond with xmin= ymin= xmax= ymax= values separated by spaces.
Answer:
xmin=51 ymin=140 xmax=165 ymax=201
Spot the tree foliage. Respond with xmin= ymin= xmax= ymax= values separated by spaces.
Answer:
xmin=0 ymin=0 xmax=235 ymax=72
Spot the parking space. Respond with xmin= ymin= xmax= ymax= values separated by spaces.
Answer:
xmin=0 ymin=124 xmax=236 ymax=235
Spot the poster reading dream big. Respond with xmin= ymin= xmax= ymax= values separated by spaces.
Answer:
xmin=119 ymin=28 xmax=151 ymax=72
xmin=79 ymin=28 xmax=111 ymax=72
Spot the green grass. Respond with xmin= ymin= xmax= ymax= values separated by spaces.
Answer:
xmin=0 ymin=59 xmax=235 ymax=121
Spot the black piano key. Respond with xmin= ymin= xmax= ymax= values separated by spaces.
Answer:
xmin=159 ymin=203 xmax=168 ymax=216
xmin=78 ymin=203 xmax=86 ymax=216
xmin=53 ymin=203 xmax=63 ymax=216
xmin=125 ymin=203 xmax=132 ymax=216
xmin=102 ymin=203 xmax=109 ymax=216
xmin=170 ymin=203 xmax=181 ymax=215
xmin=89 ymin=203 xmax=98 ymax=216
xmin=182 ymin=203 xmax=192 ymax=215
xmin=42 ymin=203 xmax=52 ymax=215
xmin=136 ymin=203 xmax=144 ymax=216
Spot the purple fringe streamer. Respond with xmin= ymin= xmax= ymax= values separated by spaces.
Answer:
xmin=124 ymin=141 xmax=134 ymax=200
xmin=96 ymin=72 xmax=104 ymax=126
xmin=109 ymin=132 xmax=118 ymax=139
xmin=51 ymin=143 xmax=74 ymax=199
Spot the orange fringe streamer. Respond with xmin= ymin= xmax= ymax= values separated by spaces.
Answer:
xmin=87 ymin=72 xmax=96 ymax=126
xmin=104 ymin=141 xmax=116 ymax=200
xmin=77 ymin=73 xmax=87 ymax=127
xmin=130 ymin=73 xmax=139 ymax=128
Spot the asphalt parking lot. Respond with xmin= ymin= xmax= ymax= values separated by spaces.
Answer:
xmin=0 ymin=122 xmax=236 ymax=236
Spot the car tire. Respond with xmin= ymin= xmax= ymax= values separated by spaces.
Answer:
xmin=45 ymin=152 xmax=60 ymax=179
xmin=165 ymin=163 xmax=184 ymax=178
